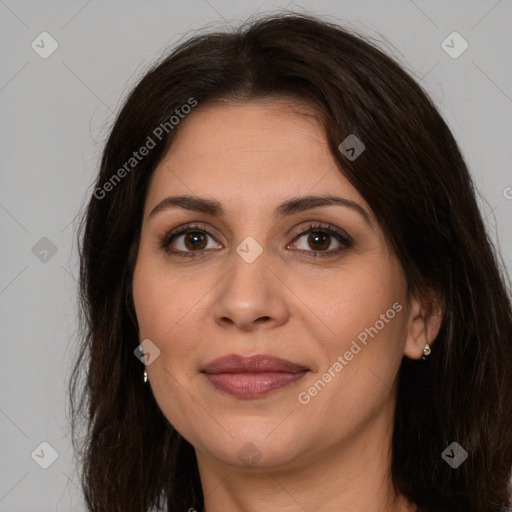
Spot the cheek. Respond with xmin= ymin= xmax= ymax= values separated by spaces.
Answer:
xmin=297 ymin=259 xmax=403 ymax=347
xmin=300 ymin=262 xmax=407 ymax=403
xmin=294 ymin=309 xmax=406 ymax=444
xmin=133 ymin=252 xmax=200 ymax=342
xmin=132 ymin=258 xmax=205 ymax=438
xmin=132 ymin=254 xmax=216 ymax=403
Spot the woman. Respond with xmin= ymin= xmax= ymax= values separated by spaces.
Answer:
xmin=69 ymin=11 xmax=512 ymax=512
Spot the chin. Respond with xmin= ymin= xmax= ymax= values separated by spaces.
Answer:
xmin=197 ymin=421 xmax=308 ymax=471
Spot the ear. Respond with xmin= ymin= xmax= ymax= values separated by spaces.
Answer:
xmin=403 ymin=288 xmax=444 ymax=360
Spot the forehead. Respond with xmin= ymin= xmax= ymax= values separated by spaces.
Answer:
xmin=145 ymin=100 xmax=371 ymax=219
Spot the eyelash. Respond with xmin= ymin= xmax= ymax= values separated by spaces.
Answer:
xmin=160 ymin=222 xmax=353 ymax=259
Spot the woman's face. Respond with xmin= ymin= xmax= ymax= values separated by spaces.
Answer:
xmin=132 ymin=99 xmax=425 ymax=472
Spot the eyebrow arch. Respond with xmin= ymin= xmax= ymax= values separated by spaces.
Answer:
xmin=149 ymin=194 xmax=373 ymax=228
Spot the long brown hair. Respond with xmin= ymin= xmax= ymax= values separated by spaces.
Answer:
xmin=69 ymin=11 xmax=512 ymax=511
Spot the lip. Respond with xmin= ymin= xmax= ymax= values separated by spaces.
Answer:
xmin=201 ymin=354 xmax=310 ymax=398
xmin=202 ymin=354 xmax=309 ymax=373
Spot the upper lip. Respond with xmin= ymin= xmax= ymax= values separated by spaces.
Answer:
xmin=201 ymin=354 xmax=309 ymax=374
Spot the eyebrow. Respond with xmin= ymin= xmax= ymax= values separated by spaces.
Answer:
xmin=149 ymin=194 xmax=373 ymax=228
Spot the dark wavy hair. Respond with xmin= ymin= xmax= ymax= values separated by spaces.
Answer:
xmin=69 ymin=11 xmax=512 ymax=512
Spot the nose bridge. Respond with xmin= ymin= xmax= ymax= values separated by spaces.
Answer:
xmin=227 ymin=235 xmax=271 ymax=303
xmin=212 ymin=234 xmax=288 ymax=329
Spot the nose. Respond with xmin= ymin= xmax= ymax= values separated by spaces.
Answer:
xmin=212 ymin=245 xmax=290 ymax=332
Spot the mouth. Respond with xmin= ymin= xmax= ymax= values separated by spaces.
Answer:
xmin=201 ymin=354 xmax=310 ymax=399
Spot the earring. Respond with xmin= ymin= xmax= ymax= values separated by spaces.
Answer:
xmin=143 ymin=369 xmax=148 ymax=383
xmin=420 ymin=307 xmax=431 ymax=360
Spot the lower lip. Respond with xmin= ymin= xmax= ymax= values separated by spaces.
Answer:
xmin=203 ymin=371 xmax=309 ymax=398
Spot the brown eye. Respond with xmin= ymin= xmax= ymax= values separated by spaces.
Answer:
xmin=307 ymin=231 xmax=331 ymax=251
xmin=289 ymin=223 xmax=353 ymax=257
xmin=161 ymin=224 xmax=222 ymax=256
xmin=182 ymin=231 xmax=208 ymax=250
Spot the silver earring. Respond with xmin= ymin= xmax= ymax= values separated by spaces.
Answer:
xmin=143 ymin=369 xmax=148 ymax=383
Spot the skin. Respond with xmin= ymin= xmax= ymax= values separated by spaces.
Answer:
xmin=132 ymin=99 xmax=443 ymax=512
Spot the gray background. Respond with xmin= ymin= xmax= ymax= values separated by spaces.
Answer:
xmin=1 ymin=1 xmax=511 ymax=510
